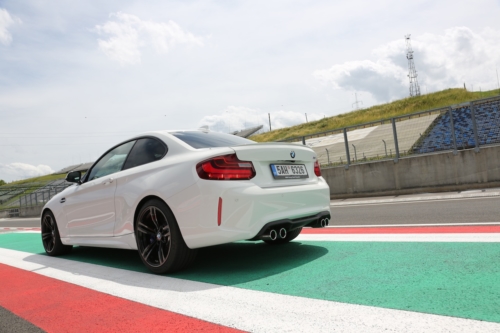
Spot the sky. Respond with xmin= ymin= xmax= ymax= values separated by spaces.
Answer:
xmin=1 ymin=0 xmax=500 ymax=182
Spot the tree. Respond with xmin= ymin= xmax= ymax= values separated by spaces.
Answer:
xmin=0 ymin=180 xmax=6 ymax=186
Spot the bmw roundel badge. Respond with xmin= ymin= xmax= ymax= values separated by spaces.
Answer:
xmin=290 ymin=151 xmax=296 ymax=158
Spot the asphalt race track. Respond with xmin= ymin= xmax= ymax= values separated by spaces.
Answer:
xmin=331 ymin=196 xmax=500 ymax=225
xmin=1 ymin=193 xmax=499 ymax=332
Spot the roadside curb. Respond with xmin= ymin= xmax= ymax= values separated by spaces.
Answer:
xmin=0 ymin=227 xmax=40 ymax=231
xmin=330 ymin=191 xmax=500 ymax=206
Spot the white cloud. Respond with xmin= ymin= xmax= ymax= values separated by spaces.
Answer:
xmin=198 ymin=106 xmax=326 ymax=134
xmin=314 ymin=59 xmax=406 ymax=102
xmin=314 ymin=27 xmax=500 ymax=101
xmin=0 ymin=163 xmax=54 ymax=182
xmin=95 ymin=12 xmax=203 ymax=65
xmin=0 ymin=8 xmax=20 ymax=46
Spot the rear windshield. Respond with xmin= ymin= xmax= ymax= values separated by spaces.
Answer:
xmin=171 ymin=131 xmax=254 ymax=149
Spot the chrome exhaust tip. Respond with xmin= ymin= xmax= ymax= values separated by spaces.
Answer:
xmin=324 ymin=218 xmax=330 ymax=226
xmin=269 ymin=229 xmax=278 ymax=241
xmin=279 ymin=228 xmax=287 ymax=239
xmin=320 ymin=219 xmax=326 ymax=227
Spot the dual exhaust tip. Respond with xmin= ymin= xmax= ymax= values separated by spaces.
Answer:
xmin=265 ymin=228 xmax=287 ymax=241
xmin=310 ymin=217 xmax=330 ymax=228
xmin=262 ymin=217 xmax=330 ymax=241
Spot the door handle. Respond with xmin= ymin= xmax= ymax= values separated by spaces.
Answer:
xmin=102 ymin=178 xmax=114 ymax=185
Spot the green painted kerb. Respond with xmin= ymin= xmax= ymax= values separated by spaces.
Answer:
xmin=1 ymin=233 xmax=499 ymax=323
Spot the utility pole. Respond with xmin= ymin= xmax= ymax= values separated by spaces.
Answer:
xmin=405 ymin=34 xmax=421 ymax=97
xmin=268 ymin=113 xmax=272 ymax=131
xmin=305 ymin=113 xmax=308 ymax=123
xmin=352 ymin=92 xmax=363 ymax=110
xmin=496 ymin=68 xmax=500 ymax=94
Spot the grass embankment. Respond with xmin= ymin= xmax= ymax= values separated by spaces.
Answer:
xmin=251 ymin=88 xmax=500 ymax=142
xmin=5 ymin=173 xmax=66 ymax=186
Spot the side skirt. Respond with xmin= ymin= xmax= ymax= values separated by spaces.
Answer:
xmin=61 ymin=233 xmax=137 ymax=250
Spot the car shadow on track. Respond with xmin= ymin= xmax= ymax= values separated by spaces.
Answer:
xmin=173 ymin=241 xmax=328 ymax=285
xmin=23 ymin=241 xmax=328 ymax=287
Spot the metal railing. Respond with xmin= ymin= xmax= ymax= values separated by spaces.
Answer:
xmin=280 ymin=95 xmax=500 ymax=168
xmin=18 ymin=185 xmax=70 ymax=208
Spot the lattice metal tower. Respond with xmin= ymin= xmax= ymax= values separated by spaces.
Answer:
xmin=352 ymin=92 xmax=363 ymax=110
xmin=405 ymin=34 xmax=420 ymax=97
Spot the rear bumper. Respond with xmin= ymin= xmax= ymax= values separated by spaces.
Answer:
xmin=169 ymin=177 xmax=331 ymax=249
xmin=248 ymin=211 xmax=331 ymax=240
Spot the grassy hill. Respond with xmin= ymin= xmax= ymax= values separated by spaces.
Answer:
xmin=4 ymin=174 xmax=66 ymax=186
xmin=251 ymin=88 xmax=500 ymax=142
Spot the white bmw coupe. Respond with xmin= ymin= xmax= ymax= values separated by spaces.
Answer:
xmin=41 ymin=129 xmax=331 ymax=273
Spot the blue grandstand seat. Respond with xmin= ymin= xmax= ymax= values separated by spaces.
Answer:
xmin=412 ymin=99 xmax=500 ymax=154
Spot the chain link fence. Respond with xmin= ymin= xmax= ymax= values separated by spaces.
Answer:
xmin=281 ymin=95 xmax=500 ymax=167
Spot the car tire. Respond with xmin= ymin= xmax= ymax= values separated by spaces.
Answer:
xmin=264 ymin=227 xmax=302 ymax=245
xmin=135 ymin=199 xmax=197 ymax=274
xmin=41 ymin=211 xmax=73 ymax=256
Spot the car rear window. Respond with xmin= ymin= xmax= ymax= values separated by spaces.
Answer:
xmin=171 ymin=131 xmax=254 ymax=149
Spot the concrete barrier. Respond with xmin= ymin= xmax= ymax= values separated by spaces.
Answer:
xmin=323 ymin=145 xmax=500 ymax=199
xmin=0 ymin=205 xmax=43 ymax=218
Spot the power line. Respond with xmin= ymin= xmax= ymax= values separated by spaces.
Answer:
xmin=0 ymin=130 xmax=140 ymax=135
xmin=0 ymin=135 xmax=132 ymax=139
xmin=0 ymin=142 xmax=116 ymax=147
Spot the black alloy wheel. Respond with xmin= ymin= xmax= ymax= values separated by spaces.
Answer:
xmin=136 ymin=206 xmax=172 ymax=268
xmin=135 ymin=199 xmax=197 ymax=274
xmin=41 ymin=211 xmax=72 ymax=256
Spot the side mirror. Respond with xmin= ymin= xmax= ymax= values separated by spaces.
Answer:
xmin=66 ymin=171 xmax=82 ymax=184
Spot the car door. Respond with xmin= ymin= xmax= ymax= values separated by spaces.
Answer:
xmin=63 ymin=140 xmax=136 ymax=237
xmin=113 ymin=137 xmax=168 ymax=236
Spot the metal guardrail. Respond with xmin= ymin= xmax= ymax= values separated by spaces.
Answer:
xmin=280 ymin=95 xmax=500 ymax=168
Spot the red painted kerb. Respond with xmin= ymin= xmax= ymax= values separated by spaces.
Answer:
xmin=0 ymin=264 xmax=241 ymax=333
xmin=301 ymin=225 xmax=500 ymax=234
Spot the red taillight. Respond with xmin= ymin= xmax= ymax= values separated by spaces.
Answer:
xmin=196 ymin=154 xmax=256 ymax=180
xmin=314 ymin=160 xmax=321 ymax=177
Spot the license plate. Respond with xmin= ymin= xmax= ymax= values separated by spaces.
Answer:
xmin=270 ymin=164 xmax=309 ymax=179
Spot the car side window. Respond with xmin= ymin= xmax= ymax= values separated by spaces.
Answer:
xmin=123 ymin=138 xmax=167 ymax=170
xmin=87 ymin=141 xmax=136 ymax=181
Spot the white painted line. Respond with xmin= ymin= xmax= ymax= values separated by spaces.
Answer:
xmin=296 ymin=233 xmax=500 ymax=242
xmin=1 ymin=248 xmax=499 ymax=333
xmin=326 ymin=222 xmax=500 ymax=228
xmin=331 ymin=192 xmax=500 ymax=207
xmin=0 ymin=228 xmax=40 ymax=231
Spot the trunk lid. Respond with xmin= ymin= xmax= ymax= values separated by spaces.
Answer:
xmin=231 ymin=143 xmax=319 ymax=188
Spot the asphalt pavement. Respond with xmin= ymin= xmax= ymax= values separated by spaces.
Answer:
xmin=330 ymin=188 xmax=500 ymax=226
xmin=0 ymin=218 xmax=40 ymax=228
xmin=0 ymin=307 xmax=45 ymax=333
xmin=331 ymin=197 xmax=500 ymax=226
